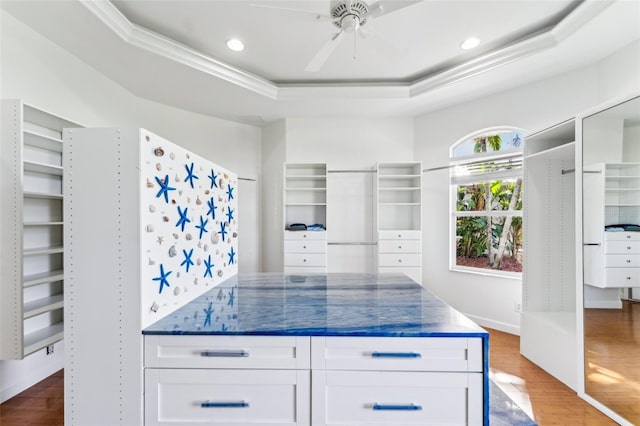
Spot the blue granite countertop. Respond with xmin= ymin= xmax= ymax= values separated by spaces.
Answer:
xmin=143 ymin=273 xmax=488 ymax=338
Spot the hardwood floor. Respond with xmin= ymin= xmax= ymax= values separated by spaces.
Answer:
xmin=0 ymin=329 xmax=621 ymax=425
xmin=584 ymin=300 xmax=640 ymax=424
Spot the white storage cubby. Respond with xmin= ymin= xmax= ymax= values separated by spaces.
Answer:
xmin=520 ymin=118 xmax=577 ymax=390
xmin=0 ymin=99 xmax=79 ymax=359
xmin=376 ymin=162 xmax=422 ymax=283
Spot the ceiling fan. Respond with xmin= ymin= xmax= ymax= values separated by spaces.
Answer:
xmin=253 ymin=0 xmax=422 ymax=72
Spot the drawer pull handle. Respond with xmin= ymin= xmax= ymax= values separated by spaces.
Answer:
xmin=627 ymin=276 xmax=632 ymax=280
xmin=200 ymin=350 xmax=249 ymax=358
xmin=201 ymin=401 xmax=249 ymax=408
xmin=627 ymin=259 xmax=632 ymax=263
xmin=303 ymin=245 xmax=307 ymax=249
xmin=584 ymin=243 xmax=601 ymax=246
xmin=372 ymin=403 xmax=422 ymax=411
xmin=627 ymin=246 xmax=632 ymax=250
xmin=398 ymin=245 xmax=402 ymax=249
xmin=371 ymin=352 xmax=421 ymax=358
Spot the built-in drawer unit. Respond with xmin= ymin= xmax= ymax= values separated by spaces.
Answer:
xmin=377 ymin=231 xmax=422 ymax=283
xmin=311 ymin=370 xmax=483 ymax=426
xmin=145 ymin=369 xmax=310 ymax=426
xmin=145 ymin=335 xmax=311 ymax=369
xmin=284 ymin=231 xmax=327 ymax=273
xmin=604 ymin=268 xmax=640 ymax=286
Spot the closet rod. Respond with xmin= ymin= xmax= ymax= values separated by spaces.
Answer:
xmin=583 ymin=170 xmax=603 ymax=174
xmin=561 ymin=169 xmax=575 ymax=175
xmin=328 ymin=242 xmax=377 ymax=246
xmin=239 ymin=177 xmax=256 ymax=182
xmin=327 ymin=169 xmax=376 ymax=173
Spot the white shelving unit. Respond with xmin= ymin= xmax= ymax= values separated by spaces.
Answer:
xmin=584 ymin=163 xmax=640 ymax=289
xmin=283 ymin=163 xmax=328 ymax=273
xmin=376 ymin=162 xmax=422 ymax=283
xmin=0 ymin=99 xmax=78 ymax=359
xmin=520 ymin=119 xmax=577 ymax=389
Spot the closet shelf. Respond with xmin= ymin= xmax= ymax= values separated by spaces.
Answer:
xmin=285 ymin=175 xmax=326 ymax=180
xmin=23 ymin=246 xmax=64 ymax=256
xmin=24 ymin=221 xmax=64 ymax=226
xmin=23 ymin=294 xmax=64 ymax=319
xmin=23 ymin=160 xmax=63 ymax=176
xmin=23 ymin=269 xmax=64 ymax=288
xmin=23 ymin=191 xmax=63 ymax=199
xmin=524 ymin=141 xmax=575 ymax=161
xmin=285 ymin=187 xmax=326 ymax=191
xmin=285 ymin=203 xmax=327 ymax=206
xmin=23 ymin=129 xmax=63 ymax=152
xmin=378 ymin=187 xmax=420 ymax=191
xmin=23 ymin=322 xmax=64 ymax=357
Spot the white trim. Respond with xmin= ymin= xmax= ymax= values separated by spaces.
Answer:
xmin=451 ymin=169 xmax=522 ymax=185
xmin=454 ymin=210 xmax=522 ymax=218
xmin=583 ymin=299 xmax=623 ymax=309
xmin=463 ymin=313 xmax=520 ymax=336
xmin=578 ymin=393 xmax=635 ymax=426
xmin=450 ymin=265 xmax=522 ymax=280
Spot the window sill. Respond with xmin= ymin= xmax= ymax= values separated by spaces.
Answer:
xmin=450 ymin=265 xmax=522 ymax=280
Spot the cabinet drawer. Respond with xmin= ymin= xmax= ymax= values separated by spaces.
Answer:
xmin=145 ymin=369 xmax=310 ymax=426
xmin=605 ymin=231 xmax=640 ymax=241
xmin=378 ymin=253 xmax=421 ymax=267
xmin=144 ymin=335 xmax=310 ymax=369
xmin=604 ymin=241 xmax=640 ymax=254
xmin=311 ymin=336 xmax=483 ymax=372
xmin=312 ymin=370 xmax=483 ymax=426
xmin=378 ymin=230 xmax=421 ymax=240
xmin=284 ymin=240 xmax=326 ymax=254
xmin=284 ymin=231 xmax=326 ymax=241
xmin=604 ymin=268 xmax=640 ymax=286
xmin=604 ymin=254 xmax=640 ymax=267
xmin=378 ymin=240 xmax=421 ymax=253
xmin=285 ymin=253 xmax=327 ymax=267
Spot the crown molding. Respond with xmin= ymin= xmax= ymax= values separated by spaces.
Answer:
xmin=81 ymin=0 xmax=611 ymax=102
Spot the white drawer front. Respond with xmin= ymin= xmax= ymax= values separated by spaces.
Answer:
xmin=605 ymin=231 xmax=640 ymax=241
xmin=378 ymin=253 xmax=421 ymax=267
xmin=604 ymin=241 xmax=640 ymax=254
xmin=378 ymin=240 xmax=421 ymax=253
xmin=378 ymin=267 xmax=422 ymax=284
xmin=604 ymin=268 xmax=640 ymax=287
xmin=284 ymin=240 xmax=327 ymax=254
xmin=284 ymin=231 xmax=327 ymax=241
xmin=312 ymin=370 xmax=483 ymax=426
xmin=285 ymin=253 xmax=327 ymax=267
xmin=145 ymin=369 xmax=310 ymax=426
xmin=604 ymin=254 xmax=640 ymax=267
xmin=144 ymin=335 xmax=310 ymax=369
xmin=311 ymin=336 xmax=483 ymax=372
xmin=378 ymin=230 xmax=421 ymax=240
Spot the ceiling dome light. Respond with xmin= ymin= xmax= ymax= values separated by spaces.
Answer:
xmin=226 ymin=39 xmax=244 ymax=52
xmin=460 ymin=37 xmax=480 ymax=50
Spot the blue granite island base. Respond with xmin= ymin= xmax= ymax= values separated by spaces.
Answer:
xmin=143 ymin=273 xmax=531 ymax=425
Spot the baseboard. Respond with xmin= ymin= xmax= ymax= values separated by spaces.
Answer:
xmin=584 ymin=300 xmax=622 ymax=309
xmin=464 ymin=314 xmax=520 ymax=336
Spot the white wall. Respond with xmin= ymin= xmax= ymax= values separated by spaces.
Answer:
xmin=0 ymin=11 xmax=262 ymax=402
xmin=413 ymin=40 xmax=640 ymax=334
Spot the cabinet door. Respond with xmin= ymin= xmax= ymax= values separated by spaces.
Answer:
xmin=145 ymin=369 xmax=310 ymax=425
xmin=312 ymin=370 xmax=483 ymax=425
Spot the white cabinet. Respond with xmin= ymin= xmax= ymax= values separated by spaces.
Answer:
xmin=376 ymin=163 xmax=422 ymax=283
xmin=284 ymin=163 xmax=328 ymax=273
xmin=144 ymin=335 xmax=485 ymax=425
xmin=584 ymin=163 xmax=640 ymax=288
xmin=0 ymin=99 xmax=79 ymax=359
xmin=521 ymin=119 xmax=577 ymax=390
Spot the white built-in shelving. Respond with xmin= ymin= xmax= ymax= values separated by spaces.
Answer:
xmin=0 ymin=99 xmax=78 ymax=359
xmin=521 ymin=118 xmax=577 ymax=390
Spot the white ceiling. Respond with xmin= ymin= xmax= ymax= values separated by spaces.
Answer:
xmin=2 ymin=0 xmax=639 ymax=125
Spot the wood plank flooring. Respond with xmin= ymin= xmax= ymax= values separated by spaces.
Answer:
xmin=0 ymin=329 xmax=623 ymax=425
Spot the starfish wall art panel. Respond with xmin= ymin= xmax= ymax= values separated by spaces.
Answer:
xmin=140 ymin=130 xmax=238 ymax=328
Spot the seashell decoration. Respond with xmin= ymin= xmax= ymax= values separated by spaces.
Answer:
xmin=156 ymin=163 xmax=162 ymax=171
xmin=205 ymin=190 xmax=210 ymax=195
xmin=176 ymin=272 xmax=180 ymax=278
xmin=150 ymin=302 xmax=159 ymax=312
xmin=204 ymin=244 xmax=209 ymax=252
xmin=219 ymin=179 xmax=225 ymax=189
xmin=175 ymin=174 xmax=180 ymax=182
xmin=194 ymin=278 xmax=198 ymax=285
xmin=196 ymin=258 xmax=202 ymax=266
xmin=163 ymin=216 xmax=169 ymax=222
xmin=148 ymin=258 xmax=155 ymax=265
xmin=145 ymin=135 xmax=150 ymax=142
xmin=146 ymin=178 xmax=154 ymax=188
xmin=185 ymin=233 xmax=193 ymax=241
xmin=168 ymin=245 xmax=177 ymax=257
xmin=211 ymin=232 xmax=220 ymax=244
xmin=170 ymin=152 xmax=175 ymax=160
xmin=232 ymin=232 xmax=238 ymax=238
xmin=196 ymin=196 xmax=202 ymax=205
xmin=224 ymin=173 xmax=229 ymax=179
xmin=217 ymin=270 xmax=224 ymax=277
xmin=146 ymin=224 xmax=154 ymax=232
xmin=173 ymin=233 xmax=179 ymax=240
xmin=149 ymin=204 xmax=156 ymax=213
xmin=154 ymin=147 xmax=165 ymax=157
xmin=173 ymin=287 xmax=180 ymax=296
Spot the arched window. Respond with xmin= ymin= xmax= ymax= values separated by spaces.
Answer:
xmin=450 ymin=127 xmax=525 ymax=276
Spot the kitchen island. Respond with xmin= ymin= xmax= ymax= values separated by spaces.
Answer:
xmin=143 ymin=273 xmax=490 ymax=425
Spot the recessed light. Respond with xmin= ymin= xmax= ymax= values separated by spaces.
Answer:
xmin=226 ymin=38 xmax=244 ymax=52
xmin=460 ymin=37 xmax=480 ymax=50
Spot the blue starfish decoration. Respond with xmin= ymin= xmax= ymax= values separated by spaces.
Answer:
xmin=155 ymin=175 xmax=176 ymax=204
xmin=181 ymin=248 xmax=194 ymax=272
xmin=218 ymin=222 xmax=228 ymax=242
xmin=203 ymin=255 xmax=214 ymax=278
xmin=203 ymin=302 xmax=213 ymax=327
xmin=226 ymin=207 xmax=234 ymax=224
xmin=176 ymin=205 xmax=191 ymax=232
xmin=206 ymin=197 xmax=217 ymax=220
xmin=208 ymin=169 xmax=218 ymax=189
xmin=228 ymin=246 xmax=236 ymax=265
xmin=195 ymin=215 xmax=209 ymax=240
xmin=184 ymin=162 xmax=199 ymax=189
xmin=221 ymin=323 xmax=228 ymax=332
xmin=226 ymin=184 xmax=234 ymax=201
xmin=227 ymin=288 xmax=235 ymax=307
xmin=152 ymin=263 xmax=172 ymax=294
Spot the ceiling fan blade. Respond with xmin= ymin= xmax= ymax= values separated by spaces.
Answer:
xmin=305 ymin=31 xmax=345 ymax=72
xmin=249 ymin=3 xmax=332 ymax=20
xmin=368 ymin=0 xmax=422 ymax=18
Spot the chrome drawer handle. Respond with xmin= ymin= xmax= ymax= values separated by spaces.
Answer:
xmin=372 ymin=403 xmax=422 ymax=411
xmin=627 ymin=235 xmax=632 ymax=239
xmin=200 ymin=350 xmax=249 ymax=358
xmin=371 ymin=352 xmax=421 ymax=358
xmin=627 ymin=246 xmax=632 ymax=250
xmin=627 ymin=259 xmax=632 ymax=263
xmin=626 ymin=276 xmax=632 ymax=280
xmin=303 ymin=245 xmax=307 ymax=249
xmin=398 ymin=245 xmax=402 ymax=249
xmin=201 ymin=401 xmax=249 ymax=408
xmin=303 ymin=258 xmax=307 ymax=262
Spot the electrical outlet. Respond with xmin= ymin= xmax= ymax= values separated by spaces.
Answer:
xmin=46 ymin=345 xmax=54 ymax=355
xmin=514 ymin=302 xmax=522 ymax=312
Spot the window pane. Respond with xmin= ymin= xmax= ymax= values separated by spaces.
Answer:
xmin=455 ymin=215 xmax=523 ymax=272
xmin=451 ymin=130 xmax=523 ymax=158
xmin=456 ymin=179 xmax=522 ymax=212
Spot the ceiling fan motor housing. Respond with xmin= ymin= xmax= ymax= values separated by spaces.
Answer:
xmin=331 ymin=1 xmax=369 ymax=29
